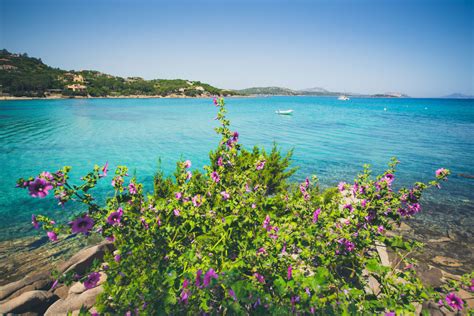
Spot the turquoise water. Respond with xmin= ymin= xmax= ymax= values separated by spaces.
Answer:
xmin=0 ymin=97 xmax=473 ymax=241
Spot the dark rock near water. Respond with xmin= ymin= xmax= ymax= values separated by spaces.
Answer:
xmin=0 ymin=271 xmax=51 ymax=301
xmin=0 ymin=290 xmax=58 ymax=315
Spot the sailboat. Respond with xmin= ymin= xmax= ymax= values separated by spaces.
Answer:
xmin=338 ymin=95 xmax=350 ymax=101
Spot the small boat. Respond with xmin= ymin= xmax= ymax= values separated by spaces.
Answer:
xmin=338 ymin=95 xmax=350 ymax=101
xmin=275 ymin=109 xmax=294 ymax=115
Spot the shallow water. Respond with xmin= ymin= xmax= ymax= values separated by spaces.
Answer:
xmin=0 ymin=96 xmax=473 ymax=242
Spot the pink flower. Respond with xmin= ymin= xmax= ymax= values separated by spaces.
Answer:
xmin=196 ymin=269 xmax=203 ymax=287
xmin=343 ymin=204 xmax=353 ymax=212
xmin=377 ymin=225 xmax=384 ymax=233
xmin=262 ymin=215 xmax=272 ymax=231
xmin=99 ymin=161 xmax=108 ymax=178
xmin=186 ymin=171 xmax=192 ymax=180
xmin=175 ymin=192 xmax=182 ymax=200
xmin=229 ymin=288 xmax=237 ymax=301
xmin=287 ymin=265 xmax=292 ymax=280
xmin=173 ymin=209 xmax=180 ymax=216
xmin=184 ymin=160 xmax=192 ymax=169
xmin=203 ymin=268 xmax=218 ymax=287
xmin=28 ymin=178 xmax=53 ymax=198
xmin=338 ymin=182 xmax=346 ymax=193
xmin=31 ymin=214 xmax=39 ymax=229
xmin=256 ymin=160 xmax=266 ymax=170
xmin=445 ymin=292 xmax=463 ymax=310
xmin=47 ymin=231 xmax=57 ymax=242
xmin=220 ymin=191 xmax=230 ymax=200
xmin=254 ymin=273 xmax=265 ymax=284
xmin=257 ymin=247 xmax=266 ymax=255
xmin=83 ymin=272 xmax=101 ymax=290
xmin=383 ymin=173 xmax=395 ymax=185
xmin=361 ymin=199 xmax=367 ymax=208
xmin=192 ymin=195 xmax=203 ymax=207
xmin=435 ymin=168 xmax=448 ymax=178
xmin=312 ymin=208 xmax=321 ymax=223
xmin=251 ymin=203 xmax=256 ymax=209
xmin=232 ymin=131 xmax=239 ymax=142
xmin=469 ymin=279 xmax=474 ymax=292
xmin=211 ymin=171 xmax=220 ymax=183
xmin=217 ymin=156 xmax=224 ymax=167
xmin=213 ymin=97 xmax=218 ymax=106
xmin=128 ymin=182 xmax=137 ymax=195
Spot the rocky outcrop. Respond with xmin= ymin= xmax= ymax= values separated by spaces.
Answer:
xmin=0 ymin=290 xmax=58 ymax=314
xmin=44 ymin=284 xmax=103 ymax=315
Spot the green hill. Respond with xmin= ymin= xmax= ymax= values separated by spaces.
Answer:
xmin=0 ymin=49 xmax=235 ymax=98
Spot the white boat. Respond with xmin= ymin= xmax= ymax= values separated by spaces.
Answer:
xmin=275 ymin=109 xmax=294 ymax=115
xmin=338 ymin=95 xmax=350 ymax=101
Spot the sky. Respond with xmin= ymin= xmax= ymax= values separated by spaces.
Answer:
xmin=0 ymin=0 xmax=473 ymax=97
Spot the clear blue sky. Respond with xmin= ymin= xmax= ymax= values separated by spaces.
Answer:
xmin=0 ymin=0 xmax=472 ymax=97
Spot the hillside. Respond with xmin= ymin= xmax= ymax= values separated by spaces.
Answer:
xmin=237 ymin=86 xmax=298 ymax=96
xmin=0 ymin=49 xmax=235 ymax=98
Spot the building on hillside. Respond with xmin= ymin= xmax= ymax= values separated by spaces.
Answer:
xmin=66 ymin=84 xmax=87 ymax=92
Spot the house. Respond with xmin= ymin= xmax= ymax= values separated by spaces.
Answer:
xmin=66 ymin=84 xmax=87 ymax=92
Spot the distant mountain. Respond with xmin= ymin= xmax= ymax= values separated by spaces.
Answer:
xmin=0 ymin=49 xmax=235 ymax=98
xmin=441 ymin=93 xmax=474 ymax=99
xmin=237 ymin=86 xmax=298 ymax=96
xmin=298 ymin=87 xmax=329 ymax=93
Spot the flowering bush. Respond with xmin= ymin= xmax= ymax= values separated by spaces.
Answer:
xmin=18 ymin=98 xmax=470 ymax=315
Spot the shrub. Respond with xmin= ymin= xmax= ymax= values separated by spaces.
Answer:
xmin=18 ymin=98 xmax=469 ymax=315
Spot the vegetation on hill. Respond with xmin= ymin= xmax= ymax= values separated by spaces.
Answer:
xmin=0 ymin=49 xmax=235 ymax=98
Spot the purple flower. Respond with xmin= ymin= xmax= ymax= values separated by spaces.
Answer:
xmin=385 ymin=312 xmax=396 ymax=316
xmin=100 ymin=161 xmax=108 ymax=178
xmin=338 ymin=238 xmax=355 ymax=253
xmin=179 ymin=289 xmax=190 ymax=304
xmin=254 ymin=273 xmax=265 ymax=284
xmin=203 ymin=268 xmax=218 ymax=287
xmin=50 ymin=279 xmax=59 ymax=290
xmin=220 ymin=191 xmax=230 ymax=200
xmin=229 ymin=288 xmax=237 ymax=301
xmin=312 ymin=208 xmax=321 ymax=223
xmin=361 ymin=199 xmax=367 ymax=208
xmin=445 ymin=292 xmax=463 ymax=310
xmin=70 ymin=215 xmax=94 ymax=235
xmin=47 ymin=231 xmax=57 ymax=242
xmin=83 ymin=272 xmax=101 ymax=290
xmin=211 ymin=171 xmax=220 ymax=183
xmin=196 ymin=269 xmax=203 ymax=287
xmin=232 ymin=131 xmax=239 ymax=142
xmin=263 ymin=215 xmax=272 ymax=231
xmin=217 ymin=156 xmax=224 ymax=167
xmin=213 ymin=97 xmax=218 ymax=106
xmin=445 ymin=292 xmax=464 ymax=310
xmin=28 ymin=177 xmax=53 ymax=198
xmin=469 ymin=279 xmax=474 ymax=292
xmin=175 ymin=192 xmax=182 ymax=200
xmin=305 ymin=287 xmax=311 ymax=296
xmin=287 ymin=265 xmax=292 ymax=280
xmin=377 ymin=225 xmax=384 ymax=233
xmin=343 ymin=204 xmax=353 ymax=212
xmin=114 ymin=254 xmax=121 ymax=262
xmin=173 ymin=209 xmax=180 ymax=216
xmin=184 ymin=160 xmax=192 ymax=169
xmin=256 ymin=160 xmax=266 ymax=170
xmin=128 ymin=183 xmax=137 ymax=195
xmin=32 ymin=214 xmax=39 ymax=229
xmin=107 ymin=208 xmax=123 ymax=226
xmin=257 ymin=247 xmax=266 ymax=255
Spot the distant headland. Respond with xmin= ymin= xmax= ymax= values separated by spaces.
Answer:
xmin=3 ymin=49 xmax=469 ymax=100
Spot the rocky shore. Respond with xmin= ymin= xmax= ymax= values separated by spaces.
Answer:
xmin=0 ymin=222 xmax=472 ymax=315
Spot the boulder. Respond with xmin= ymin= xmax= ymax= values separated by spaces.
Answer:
xmin=432 ymin=256 xmax=463 ymax=268
xmin=0 ymin=271 xmax=51 ymax=301
xmin=0 ymin=290 xmax=58 ymax=314
xmin=53 ymin=285 xmax=70 ymax=300
xmin=59 ymin=242 xmax=112 ymax=275
xmin=44 ymin=285 xmax=103 ymax=315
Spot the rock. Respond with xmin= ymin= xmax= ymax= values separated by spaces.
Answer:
xmin=0 ymin=271 xmax=51 ymax=301
xmin=0 ymin=290 xmax=58 ymax=314
xmin=422 ymin=301 xmax=445 ymax=316
xmin=415 ymin=263 xmax=444 ymax=288
xmin=375 ymin=243 xmax=390 ymax=267
xmin=44 ymin=285 xmax=103 ymax=315
xmin=427 ymin=237 xmax=452 ymax=243
xmin=53 ymin=285 xmax=70 ymax=300
xmin=432 ymin=256 xmax=463 ymax=268
xmin=59 ymin=242 xmax=112 ymax=275
xmin=457 ymin=289 xmax=474 ymax=311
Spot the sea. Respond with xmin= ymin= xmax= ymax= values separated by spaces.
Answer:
xmin=0 ymin=96 xmax=473 ymax=246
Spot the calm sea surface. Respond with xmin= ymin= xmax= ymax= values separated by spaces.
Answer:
xmin=0 ymin=97 xmax=473 ymax=241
